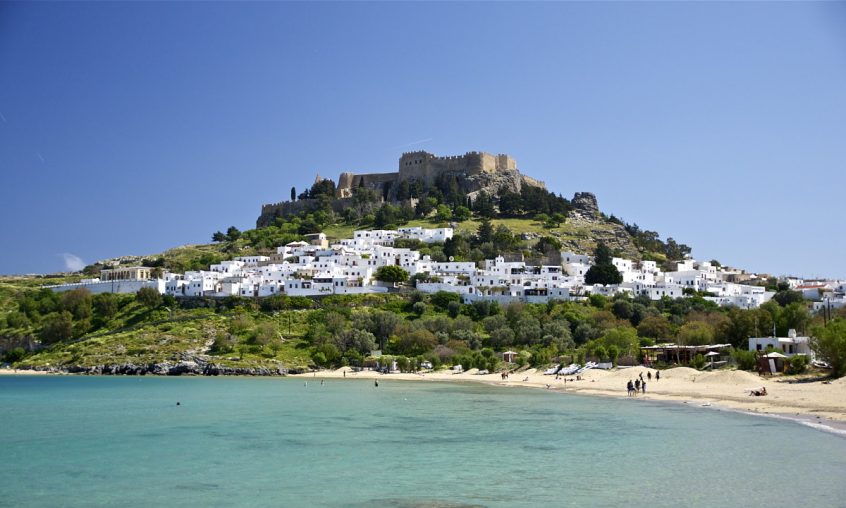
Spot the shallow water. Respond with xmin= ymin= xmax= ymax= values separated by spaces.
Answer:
xmin=1 ymin=376 xmax=844 ymax=507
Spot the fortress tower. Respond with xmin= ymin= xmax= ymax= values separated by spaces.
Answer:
xmin=397 ymin=151 xmax=517 ymax=187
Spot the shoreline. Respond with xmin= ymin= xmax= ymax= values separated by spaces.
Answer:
xmin=5 ymin=365 xmax=845 ymax=435
xmin=292 ymin=366 xmax=846 ymax=433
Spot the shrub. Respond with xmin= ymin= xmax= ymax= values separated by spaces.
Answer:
xmin=787 ymin=355 xmax=808 ymax=375
xmin=692 ymin=353 xmax=706 ymax=370
xmin=732 ymin=349 xmax=758 ymax=371
xmin=136 ymin=287 xmax=163 ymax=308
xmin=3 ymin=347 xmax=26 ymax=363
xmin=430 ymin=291 xmax=461 ymax=311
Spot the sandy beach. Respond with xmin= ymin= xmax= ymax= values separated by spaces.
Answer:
xmin=0 ymin=368 xmax=54 ymax=376
xmin=295 ymin=366 xmax=846 ymax=428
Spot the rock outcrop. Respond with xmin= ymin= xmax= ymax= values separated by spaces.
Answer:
xmin=571 ymin=192 xmax=600 ymax=218
xmin=33 ymin=353 xmax=289 ymax=377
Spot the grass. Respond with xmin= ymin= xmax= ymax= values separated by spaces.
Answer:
xmin=324 ymin=216 xmax=638 ymax=258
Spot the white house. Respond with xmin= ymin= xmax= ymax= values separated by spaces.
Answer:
xmin=749 ymin=329 xmax=813 ymax=358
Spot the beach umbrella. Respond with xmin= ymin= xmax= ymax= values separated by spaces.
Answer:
xmin=763 ymin=352 xmax=787 ymax=358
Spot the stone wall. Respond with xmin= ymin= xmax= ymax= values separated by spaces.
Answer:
xmin=257 ymin=198 xmax=357 ymax=227
xmin=397 ymin=151 xmax=517 ymax=187
xmin=336 ymin=171 xmax=399 ymax=198
xmin=258 ymin=150 xmax=541 ymax=227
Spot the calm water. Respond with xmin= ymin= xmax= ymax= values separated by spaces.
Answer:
xmin=1 ymin=376 xmax=845 ymax=508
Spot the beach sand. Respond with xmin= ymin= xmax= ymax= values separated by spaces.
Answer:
xmin=295 ymin=366 xmax=846 ymax=426
xmin=0 ymin=368 xmax=54 ymax=376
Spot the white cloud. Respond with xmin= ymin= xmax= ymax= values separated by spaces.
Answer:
xmin=61 ymin=253 xmax=86 ymax=272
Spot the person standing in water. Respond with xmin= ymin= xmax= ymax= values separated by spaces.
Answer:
xmin=374 ymin=379 xmax=379 ymax=387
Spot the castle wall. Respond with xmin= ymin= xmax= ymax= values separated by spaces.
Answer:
xmin=397 ymin=151 xmax=517 ymax=186
xmin=258 ymin=150 xmax=528 ymax=228
xmin=336 ymin=172 xmax=399 ymax=198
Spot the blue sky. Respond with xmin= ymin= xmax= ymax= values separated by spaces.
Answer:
xmin=1 ymin=2 xmax=844 ymax=277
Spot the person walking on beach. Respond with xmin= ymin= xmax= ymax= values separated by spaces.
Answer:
xmin=641 ymin=381 xmax=646 ymax=394
xmin=635 ymin=378 xmax=641 ymax=393
xmin=656 ymin=370 xmax=660 ymax=381
xmin=647 ymin=371 xmax=652 ymax=381
xmin=627 ymin=380 xmax=634 ymax=397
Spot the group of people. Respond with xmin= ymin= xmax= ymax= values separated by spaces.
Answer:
xmin=627 ymin=370 xmax=659 ymax=396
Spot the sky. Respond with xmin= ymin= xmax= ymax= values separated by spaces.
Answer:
xmin=1 ymin=1 xmax=845 ymax=278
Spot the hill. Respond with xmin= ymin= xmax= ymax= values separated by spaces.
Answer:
xmin=0 ymin=150 xmax=703 ymax=374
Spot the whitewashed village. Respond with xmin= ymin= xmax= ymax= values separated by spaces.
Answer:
xmin=47 ymin=225 xmax=843 ymax=361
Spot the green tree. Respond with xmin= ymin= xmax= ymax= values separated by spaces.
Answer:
xmin=534 ymin=213 xmax=550 ymax=225
xmin=637 ymin=315 xmax=673 ymax=339
xmin=40 ymin=311 xmax=74 ymax=343
xmin=489 ymin=327 xmax=515 ymax=348
xmin=773 ymin=290 xmax=804 ymax=307
xmin=534 ymin=236 xmax=562 ymax=256
xmin=416 ymin=197 xmax=437 ymax=217
xmin=811 ymin=319 xmax=846 ymax=377
xmin=291 ymin=187 xmax=296 ymax=201
xmin=395 ymin=329 xmax=437 ymax=356
xmin=549 ymin=212 xmax=566 ymax=227
xmin=607 ymin=344 xmax=620 ymax=367
xmin=3 ymin=347 xmax=26 ymax=363
xmin=212 ymin=231 xmax=227 ymax=242
xmin=453 ymin=206 xmax=471 ymax=221
xmin=60 ymin=288 xmax=92 ymax=321
xmin=335 ymin=329 xmax=377 ymax=354
xmin=412 ymin=301 xmax=427 ymax=316
xmin=476 ymin=218 xmax=494 ymax=244
xmin=593 ymin=345 xmax=608 ymax=362
xmin=136 ymin=287 xmax=162 ymax=308
xmin=93 ymin=294 xmax=118 ymax=320
xmin=430 ymin=291 xmax=461 ymax=311
xmin=584 ymin=242 xmax=622 ymax=285
xmin=602 ymin=327 xmax=639 ymax=357
xmin=374 ymin=265 xmax=409 ymax=284
xmin=435 ymin=204 xmax=452 ymax=222
xmin=676 ymin=321 xmax=715 ymax=346
xmin=226 ymin=226 xmax=242 ymax=241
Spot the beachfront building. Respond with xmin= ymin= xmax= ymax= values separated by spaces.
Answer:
xmin=748 ymin=329 xmax=814 ymax=358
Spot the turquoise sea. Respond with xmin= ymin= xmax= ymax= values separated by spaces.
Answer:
xmin=1 ymin=376 xmax=845 ymax=507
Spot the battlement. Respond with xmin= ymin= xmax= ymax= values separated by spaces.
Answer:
xmin=396 ymin=151 xmax=517 ymax=185
xmin=260 ymin=150 xmax=542 ymax=228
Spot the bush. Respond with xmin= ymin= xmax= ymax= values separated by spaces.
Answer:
xmin=136 ymin=287 xmax=162 ymax=308
xmin=40 ymin=311 xmax=74 ymax=343
xmin=430 ymin=291 xmax=461 ymax=311
xmin=412 ymin=301 xmax=427 ymax=316
xmin=3 ymin=347 xmax=26 ymax=363
xmin=692 ymin=353 xmax=706 ymax=370
xmin=732 ymin=349 xmax=758 ymax=371
xmin=787 ymin=355 xmax=808 ymax=375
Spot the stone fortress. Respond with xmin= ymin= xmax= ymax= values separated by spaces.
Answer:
xmin=336 ymin=151 xmax=521 ymax=198
xmin=257 ymin=150 xmax=545 ymax=227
